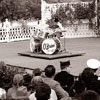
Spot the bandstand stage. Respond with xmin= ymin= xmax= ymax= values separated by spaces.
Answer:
xmin=18 ymin=51 xmax=85 ymax=60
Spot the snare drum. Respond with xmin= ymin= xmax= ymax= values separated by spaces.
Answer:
xmin=41 ymin=38 xmax=61 ymax=55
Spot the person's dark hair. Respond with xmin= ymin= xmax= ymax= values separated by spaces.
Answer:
xmin=35 ymin=83 xmax=51 ymax=100
xmin=88 ymin=80 xmax=100 ymax=94
xmin=91 ymin=69 xmax=98 ymax=73
xmin=80 ymin=90 xmax=100 ymax=100
xmin=23 ymin=74 xmax=32 ymax=90
xmin=74 ymin=80 xmax=85 ymax=94
xmin=79 ymin=68 xmax=95 ymax=86
xmin=33 ymin=68 xmax=42 ymax=76
xmin=44 ymin=65 xmax=56 ymax=78
xmin=54 ymin=17 xmax=59 ymax=22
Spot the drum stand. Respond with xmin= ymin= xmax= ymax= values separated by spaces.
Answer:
xmin=63 ymin=35 xmax=66 ymax=52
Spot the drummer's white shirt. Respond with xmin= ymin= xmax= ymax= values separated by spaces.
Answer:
xmin=57 ymin=22 xmax=64 ymax=30
xmin=37 ymin=22 xmax=64 ymax=36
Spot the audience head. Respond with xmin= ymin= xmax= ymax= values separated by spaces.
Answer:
xmin=79 ymin=68 xmax=95 ymax=85
xmin=80 ymin=90 xmax=100 ymax=100
xmin=23 ymin=74 xmax=32 ymax=90
xmin=44 ymin=65 xmax=56 ymax=78
xmin=0 ymin=61 xmax=6 ymax=72
xmin=0 ymin=88 xmax=6 ymax=99
xmin=31 ymin=76 xmax=43 ymax=86
xmin=60 ymin=60 xmax=71 ymax=72
xmin=31 ymin=76 xmax=44 ymax=92
xmin=13 ymin=74 xmax=24 ymax=87
xmin=35 ymin=83 xmax=51 ymax=100
xmin=74 ymin=81 xmax=85 ymax=94
xmin=54 ymin=17 xmax=59 ymax=22
xmin=0 ymin=61 xmax=6 ymax=67
xmin=33 ymin=68 xmax=42 ymax=76
xmin=87 ymin=59 xmax=100 ymax=72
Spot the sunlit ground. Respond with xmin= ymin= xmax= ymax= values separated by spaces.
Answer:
xmin=0 ymin=37 xmax=100 ymax=76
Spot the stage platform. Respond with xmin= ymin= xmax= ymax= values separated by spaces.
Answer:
xmin=18 ymin=51 xmax=85 ymax=60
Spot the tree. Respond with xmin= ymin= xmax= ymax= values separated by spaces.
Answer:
xmin=74 ymin=1 xmax=96 ymax=27
xmin=74 ymin=4 xmax=88 ymax=20
xmin=0 ymin=0 xmax=41 ymax=21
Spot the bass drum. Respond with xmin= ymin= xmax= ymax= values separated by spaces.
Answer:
xmin=30 ymin=37 xmax=41 ymax=53
xmin=41 ymin=38 xmax=61 ymax=55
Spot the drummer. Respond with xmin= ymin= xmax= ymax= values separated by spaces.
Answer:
xmin=52 ymin=17 xmax=64 ymax=39
xmin=51 ymin=18 xmax=64 ymax=51
xmin=37 ymin=23 xmax=53 ymax=39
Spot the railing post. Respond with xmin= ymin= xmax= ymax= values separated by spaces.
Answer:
xmin=6 ymin=28 xmax=10 ymax=42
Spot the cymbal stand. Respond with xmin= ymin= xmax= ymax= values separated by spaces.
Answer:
xmin=63 ymin=33 xmax=66 ymax=52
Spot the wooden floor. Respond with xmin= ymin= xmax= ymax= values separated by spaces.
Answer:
xmin=0 ymin=38 xmax=100 ymax=76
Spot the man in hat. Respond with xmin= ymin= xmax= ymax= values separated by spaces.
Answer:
xmin=54 ymin=60 xmax=74 ymax=94
xmin=87 ymin=59 xmax=100 ymax=82
xmin=77 ymin=59 xmax=100 ymax=94
xmin=87 ymin=59 xmax=100 ymax=74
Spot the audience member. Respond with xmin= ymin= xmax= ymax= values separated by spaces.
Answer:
xmin=0 ymin=82 xmax=6 ymax=100
xmin=7 ymin=74 xmax=28 ymax=100
xmin=0 ymin=61 xmax=12 ymax=91
xmin=44 ymin=65 xmax=72 ymax=100
xmin=87 ymin=59 xmax=100 ymax=74
xmin=30 ymin=76 xmax=44 ymax=93
xmin=79 ymin=67 xmax=96 ymax=89
xmin=36 ymin=83 xmax=51 ymax=100
xmin=30 ymin=83 xmax=51 ymax=100
xmin=80 ymin=90 xmax=100 ymax=100
xmin=79 ymin=67 xmax=100 ymax=94
xmin=54 ymin=60 xmax=74 ymax=93
xmin=23 ymin=73 xmax=32 ymax=92
xmin=33 ymin=68 xmax=42 ymax=76
xmin=69 ymin=78 xmax=86 ymax=99
xmin=29 ymin=76 xmax=57 ymax=100
xmin=1 ymin=59 xmax=99 ymax=100
xmin=87 ymin=58 xmax=100 ymax=89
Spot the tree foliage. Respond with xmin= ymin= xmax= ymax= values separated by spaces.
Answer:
xmin=74 ymin=1 xmax=96 ymax=20
xmin=46 ymin=5 xmax=75 ymax=27
xmin=74 ymin=4 xmax=88 ymax=20
xmin=0 ymin=0 xmax=41 ymax=22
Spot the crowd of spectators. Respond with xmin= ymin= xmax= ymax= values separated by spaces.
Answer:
xmin=0 ymin=59 xmax=100 ymax=100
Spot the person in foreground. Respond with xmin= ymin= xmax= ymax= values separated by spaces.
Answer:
xmin=86 ymin=59 xmax=100 ymax=75
xmin=54 ymin=60 xmax=74 ymax=93
xmin=29 ymin=76 xmax=57 ymax=100
xmin=7 ymin=74 xmax=29 ymax=100
xmin=43 ymin=65 xmax=72 ymax=100
xmin=80 ymin=90 xmax=100 ymax=100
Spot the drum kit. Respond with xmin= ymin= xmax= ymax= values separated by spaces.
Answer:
xmin=30 ymin=30 xmax=65 ymax=55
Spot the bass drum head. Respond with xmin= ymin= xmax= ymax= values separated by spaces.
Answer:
xmin=42 ymin=38 xmax=57 ymax=55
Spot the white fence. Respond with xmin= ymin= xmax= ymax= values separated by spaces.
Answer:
xmin=0 ymin=24 xmax=100 ymax=43
xmin=63 ymin=24 xmax=100 ymax=38
xmin=0 ymin=26 xmax=37 ymax=42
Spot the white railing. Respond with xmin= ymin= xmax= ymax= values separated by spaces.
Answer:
xmin=63 ymin=24 xmax=100 ymax=38
xmin=0 ymin=26 xmax=39 ymax=42
xmin=0 ymin=24 xmax=100 ymax=42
